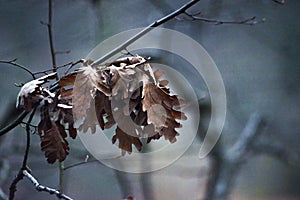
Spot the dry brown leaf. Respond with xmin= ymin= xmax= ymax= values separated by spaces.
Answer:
xmin=50 ymin=55 xmax=187 ymax=156
xmin=142 ymin=82 xmax=186 ymax=142
xmin=40 ymin=122 xmax=69 ymax=164
xmin=16 ymin=72 xmax=57 ymax=111
xmin=73 ymin=61 xmax=110 ymax=126
xmin=95 ymin=90 xmax=115 ymax=130
xmin=37 ymin=92 xmax=77 ymax=163
xmin=112 ymin=127 xmax=142 ymax=154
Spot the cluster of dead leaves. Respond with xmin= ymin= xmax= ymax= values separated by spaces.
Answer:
xmin=17 ymin=55 xmax=186 ymax=163
xmin=17 ymin=72 xmax=76 ymax=163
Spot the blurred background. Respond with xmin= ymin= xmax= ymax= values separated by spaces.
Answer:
xmin=0 ymin=0 xmax=299 ymax=199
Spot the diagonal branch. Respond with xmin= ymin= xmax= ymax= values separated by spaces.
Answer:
xmin=91 ymin=0 xmax=201 ymax=67
xmin=204 ymin=113 xmax=263 ymax=200
xmin=0 ymin=59 xmax=35 ymax=79
xmin=22 ymin=170 xmax=73 ymax=200
xmin=226 ymin=113 xmax=262 ymax=162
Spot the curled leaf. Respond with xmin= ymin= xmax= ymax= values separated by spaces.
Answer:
xmin=16 ymin=72 xmax=57 ymax=111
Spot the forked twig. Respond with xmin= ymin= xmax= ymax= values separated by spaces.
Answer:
xmin=22 ymin=170 xmax=73 ymax=200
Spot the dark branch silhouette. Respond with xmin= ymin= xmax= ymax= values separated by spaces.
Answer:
xmin=9 ymin=108 xmax=36 ymax=200
xmin=91 ymin=0 xmax=202 ymax=66
xmin=178 ymin=12 xmax=264 ymax=25
xmin=22 ymin=170 xmax=73 ymax=200
xmin=0 ymin=59 xmax=36 ymax=79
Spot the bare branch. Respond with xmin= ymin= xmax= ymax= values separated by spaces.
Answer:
xmin=46 ymin=0 xmax=58 ymax=79
xmin=204 ymin=113 xmax=263 ymax=200
xmin=63 ymin=59 xmax=85 ymax=75
xmin=0 ymin=59 xmax=36 ymax=79
xmin=22 ymin=170 xmax=73 ymax=200
xmin=63 ymin=159 xmax=98 ymax=171
xmin=63 ymin=155 xmax=122 ymax=171
xmin=180 ymin=12 xmax=262 ymax=25
xmin=226 ymin=113 xmax=262 ymax=162
xmin=32 ymin=59 xmax=85 ymax=76
xmin=9 ymin=108 xmax=36 ymax=199
xmin=91 ymin=0 xmax=201 ymax=66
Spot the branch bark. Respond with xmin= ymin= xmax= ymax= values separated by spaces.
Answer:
xmin=91 ymin=0 xmax=201 ymax=67
xmin=0 ymin=59 xmax=35 ymax=79
xmin=47 ymin=0 xmax=58 ymax=79
xmin=180 ymin=13 xmax=261 ymax=25
xmin=22 ymin=170 xmax=73 ymax=200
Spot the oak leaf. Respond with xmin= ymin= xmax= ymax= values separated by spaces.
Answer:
xmin=73 ymin=61 xmax=110 ymax=128
xmin=40 ymin=122 xmax=70 ymax=164
xmin=142 ymin=82 xmax=186 ymax=143
xmin=112 ymin=127 xmax=142 ymax=155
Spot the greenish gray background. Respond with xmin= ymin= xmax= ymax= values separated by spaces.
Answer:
xmin=0 ymin=0 xmax=299 ymax=199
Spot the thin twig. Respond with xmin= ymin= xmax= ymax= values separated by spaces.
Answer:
xmin=0 ymin=59 xmax=35 ymax=79
xmin=91 ymin=0 xmax=201 ymax=67
xmin=22 ymin=170 xmax=73 ymax=200
xmin=32 ymin=59 xmax=84 ymax=76
xmin=63 ymin=155 xmax=123 ymax=171
xmin=181 ymin=13 xmax=261 ymax=25
xmin=63 ymin=59 xmax=85 ymax=74
xmin=45 ymin=0 xmax=58 ymax=80
xmin=63 ymin=159 xmax=98 ymax=171
xmin=9 ymin=108 xmax=36 ymax=200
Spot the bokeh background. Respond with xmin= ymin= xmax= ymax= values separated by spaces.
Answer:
xmin=0 ymin=0 xmax=299 ymax=199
